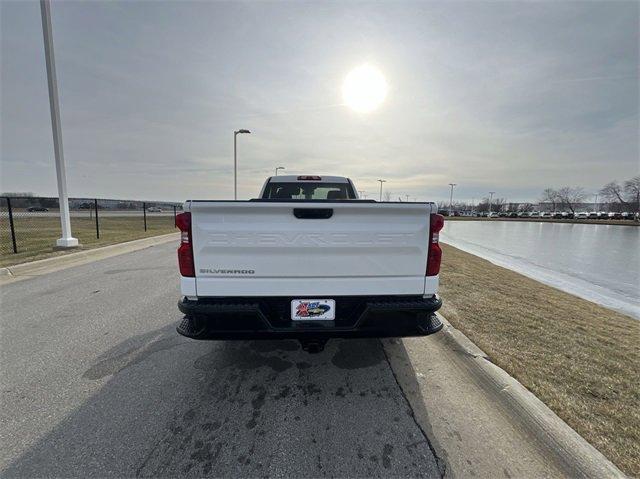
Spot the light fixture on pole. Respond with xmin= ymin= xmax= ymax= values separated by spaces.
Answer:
xmin=448 ymin=183 xmax=457 ymax=215
xmin=489 ymin=191 xmax=495 ymax=215
xmin=275 ymin=166 xmax=285 ymax=176
xmin=40 ymin=0 xmax=77 ymax=248
xmin=377 ymin=179 xmax=386 ymax=201
xmin=233 ymin=129 xmax=251 ymax=200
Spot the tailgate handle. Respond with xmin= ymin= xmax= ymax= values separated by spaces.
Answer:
xmin=293 ymin=208 xmax=333 ymax=219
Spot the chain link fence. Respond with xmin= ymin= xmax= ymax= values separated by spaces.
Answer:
xmin=1 ymin=197 xmax=182 ymax=265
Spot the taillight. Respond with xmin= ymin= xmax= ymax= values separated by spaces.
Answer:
xmin=176 ymin=212 xmax=195 ymax=277
xmin=426 ymin=213 xmax=444 ymax=276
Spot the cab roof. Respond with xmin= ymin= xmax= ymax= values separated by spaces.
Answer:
xmin=267 ymin=175 xmax=350 ymax=183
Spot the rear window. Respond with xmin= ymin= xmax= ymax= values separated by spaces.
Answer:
xmin=262 ymin=182 xmax=356 ymax=200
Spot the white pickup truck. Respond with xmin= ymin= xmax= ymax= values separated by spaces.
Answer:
xmin=175 ymin=175 xmax=444 ymax=352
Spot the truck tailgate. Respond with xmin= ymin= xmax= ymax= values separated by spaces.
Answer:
xmin=188 ymin=201 xmax=435 ymax=296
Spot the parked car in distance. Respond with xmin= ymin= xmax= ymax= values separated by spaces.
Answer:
xmin=529 ymin=211 xmax=540 ymax=218
xmin=588 ymin=212 xmax=598 ymax=219
xmin=576 ymin=212 xmax=589 ymax=219
xmin=488 ymin=212 xmax=499 ymax=218
xmin=27 ymin=206 xmax=49 ymax=212
xmin=621 ymin=212 xmax=635 ymax=220
xmin=562 ymin=212 xmax=575 ymax=219
xmin=147 ymin=207 xmax=163 ymax=212
xmin=78 ymin=202 xmax=103 ymax=210
xmin=608 ymin=212 xmax=622 ymax=219
xmin=540 ymin=212 xmax=550 ymax=218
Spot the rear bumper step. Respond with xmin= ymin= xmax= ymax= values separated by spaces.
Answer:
xmin=177 ymin=295 xmax=442 ymax=340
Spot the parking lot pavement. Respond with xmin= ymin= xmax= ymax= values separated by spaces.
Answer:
xmin=0 ymin=243 xmax=441 ymax=478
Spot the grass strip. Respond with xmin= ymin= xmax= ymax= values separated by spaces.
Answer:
xmin=1 ymin=216 xmax=176 ymax=267
xmin=438 ymin=243 xmax=639 ymax=476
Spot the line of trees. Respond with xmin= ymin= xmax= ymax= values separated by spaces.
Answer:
xmin=540 ymin=176 xmax=639 ymax=214
xmin=443 ymin=175 xmax=639 ymax=213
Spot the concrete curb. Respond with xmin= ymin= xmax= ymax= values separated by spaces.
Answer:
xmin=435 ymin=313 xmax=626 ymax=478
xmin=0 ymin=233 xmax=179 ymax=284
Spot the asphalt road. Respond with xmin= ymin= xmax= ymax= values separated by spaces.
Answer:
xmin=0 ymin=242 xmax=441 ymax=478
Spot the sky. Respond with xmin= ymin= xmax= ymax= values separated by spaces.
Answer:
xmin=1 ymin=0 xmax=638 ymax=204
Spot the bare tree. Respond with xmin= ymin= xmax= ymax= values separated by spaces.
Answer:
xmin=476 ymin=197 xmax=506 ymax=212
xmin=507 ymin=202 xmax=520 ymax=212
xmin=540 ymin=188 xmax=560 ymax=212
xmin=493 ymin=198 xmax=506 ymax=212
xmin=624 ymin=176 xmax=640 ymax=212
xmin=454 ymin=201 xmax=473 ymax=211
xmin=599 ymin=181 xmax=627 ymax=205
xmin=556 ymin=186 xmax=586 ymax=214
xmin=476 ymin=198 xmax=490 ymax=213
xmin=519 ymin=203 xmax=535 ymax=212
xmin=383 ymin=191 xmax=393 ymax=202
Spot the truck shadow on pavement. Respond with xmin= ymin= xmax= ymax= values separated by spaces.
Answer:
xmin=4 ymin=322 xmax=442 ymax=478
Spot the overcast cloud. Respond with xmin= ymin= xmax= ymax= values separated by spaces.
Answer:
xmin=1 ymin=1 xmax=638 ymax=203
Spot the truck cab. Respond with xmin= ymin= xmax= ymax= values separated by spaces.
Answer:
xmin=259 ymin=175 xmax=359 ymax=200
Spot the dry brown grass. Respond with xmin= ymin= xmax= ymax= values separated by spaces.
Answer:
xmin=1 ymin=216 xmax=176 ymax=267
xmin=438 ymin=244 xmax=640 ymax=476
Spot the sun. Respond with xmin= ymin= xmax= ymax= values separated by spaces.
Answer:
xmin=342 ymin=64 xmax=388 ymax=113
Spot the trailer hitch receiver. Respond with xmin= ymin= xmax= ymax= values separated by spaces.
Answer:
xmin=299 ymin=338 xmax=328 ymax=353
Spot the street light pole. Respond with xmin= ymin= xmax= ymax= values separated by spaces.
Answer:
xmin=594 ymin=193 xmax=598 ymax=212
xmin=448 ymin=183 xmax=457 ymax=215
xmin=489 ymin=191 xmax=495 ymax=215
xmin=233 ymin=129 xmax=251 ymax=200
xmin=40 ymin=0 xmax=77 ymax=248
xmin=377 ymin=179 xmax=386 ymax=201
xmin=275 ymin=166 xmax=285 ymax=176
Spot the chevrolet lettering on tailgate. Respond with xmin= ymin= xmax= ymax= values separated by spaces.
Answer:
xmin=206 ymin=232 xmax=415 ymax=247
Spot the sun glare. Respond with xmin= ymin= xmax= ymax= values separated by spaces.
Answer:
xmin=342 ymin=64 xmax=388 ymax=113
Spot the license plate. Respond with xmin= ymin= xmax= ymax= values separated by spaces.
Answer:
xmin=291 ymin=299 xmax=335 ymax=320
